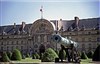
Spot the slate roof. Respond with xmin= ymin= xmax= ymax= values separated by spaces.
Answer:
xmin=0 ymin=17 xmax=100 ymax=35
xmin=51 ymin=17 xmax=100 ymax=31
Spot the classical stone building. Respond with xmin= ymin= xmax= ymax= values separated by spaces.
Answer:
xmin=0 ymin=17 xmax=100 ymax=54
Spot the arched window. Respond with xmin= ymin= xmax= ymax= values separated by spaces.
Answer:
xmin=40 ymin=35 xmax=44 ymax=42
xmin=34 ymin=44 xmax=38 ymax=48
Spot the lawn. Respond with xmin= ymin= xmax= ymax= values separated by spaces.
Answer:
xmin=11 ymin=58 xmax=41 ymax=63
xmin=9 ymin=58 xmax=100 ymax=64
xmin=80 ymin=59 xmax=100 ymax=64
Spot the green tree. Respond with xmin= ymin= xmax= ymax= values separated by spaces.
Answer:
xmin=87 ymin=51 xmax=94 ymax=58
xmin=32 ymin=53 xmax=40 ymax=59
xmin=7 ymin=51 xmax=12 ymax=60
xmin=32 ymin=54 xmax=36 ymax=59
xmin=22 ymin=54 xmax=26 ymax=59
xmin=55 ymin=50 xmax=59 ymax=56
xmin=40 ymin=53 xmax=44 ymax=59
xmin=81 ymin=51 xmax=88 ymax=59
xmin=59 ymin=49 xmax=66 ymax=62
xmin=11 ymin=49 xmax=22 ymax=61
xmin=92 ymin=45 xmax=100 ymax=61
xmin=35 ymin=53 xmax=40 ymax=59
xmin=2 ymin=52 xmax=10 ymax=62
xmin=42 ymin=48 xmax=58 ymax=62
xmin=26 ymin=53 xmax=30 ymax=58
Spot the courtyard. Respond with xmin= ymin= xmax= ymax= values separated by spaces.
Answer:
xmin=0 ymin=58 xmax=100 ymax=64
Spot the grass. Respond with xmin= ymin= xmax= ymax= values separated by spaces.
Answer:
xmin=80 ymin=59 xmax=99 ymax=64
xmin=11 ymin=58 xmax=41 ymax=63
xmin=9 ymin=58 xmax=100 ymax=64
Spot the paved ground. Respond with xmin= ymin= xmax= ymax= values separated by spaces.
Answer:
xmin=41 ymin=62 xmax=79 ymax=64
xmin=0 ymin=62 xmax=100 ymax=64
xmin=41 ymin=62 xmax=100 ymax=64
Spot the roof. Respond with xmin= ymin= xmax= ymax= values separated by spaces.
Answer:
xmin=0 ymin=17 xmax=100 ymax=35
xmin=51 ymin=17 xmax=100 ymax=31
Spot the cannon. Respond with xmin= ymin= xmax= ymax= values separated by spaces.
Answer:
xmin=51 ymin=34 xmax=80 ymax=63
xmin=51 ymin=34 xmax=78 ymax=48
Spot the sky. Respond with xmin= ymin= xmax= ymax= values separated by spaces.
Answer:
xmin=0 ymin=0 xmax=100 ymax=26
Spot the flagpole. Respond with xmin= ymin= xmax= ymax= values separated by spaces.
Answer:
xmin=41 ymin=10 xmax=43 ymax=19
xmin=40 ymin=6 xmax=43 ymax=19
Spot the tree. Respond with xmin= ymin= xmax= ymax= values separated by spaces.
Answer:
xmin=22 ymin=54 xmax=26 ymax=59
xmin=32 ymin=53 xmax=40 ymax=59
xmin=87 ymin=51 xmax=94 ymax=58
xmin=92 ymin=45 xmax=100 ymax=61
xmin=26 ymin=53 xmax=30 ymax=58
xmin=11 ymin=49 xmax=22 ymax=61
xmin=59 ymin=49 xmax=66 ymax=62
xmin=55 ymin=50 xmax=59 ymax=56
xmin=42 ymin=48 xmax=58 ymax=62
xmin=32 ymin=54 xmax=36 ymax=59
xmin=1 ymin=52 xmax=10 ymax=62
xmin=7 ymin=51 xmax=12 ymax=60
xmin=81 ymin=51 xmax=88 ymax=59
xmin=40 ymin=53 xmax=44 ymax=59
xmin=35 ymin=53 xmax=40 ymax=59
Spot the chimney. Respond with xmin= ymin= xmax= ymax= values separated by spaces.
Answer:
xmin=13 ymin=23 xmax=16 ymax=29
xmin=74 ymin=16 xmax=79 ymax=30
xmin=22 ymin=22 xmax=26 ymax=30
xmin=74 ymin=16 xmax=79 ymax=26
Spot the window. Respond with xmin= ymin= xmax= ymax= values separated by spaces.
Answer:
xmin=12 ymin=46 xmax=14 ymax=50
xmin=75 ymin=38 xmax=78 ymax=41
xmin=46 ymin=44 xmax=50 ymax=48
xmin=88 ymin=32 xmax=91 ymax=35
xmin=12 ymin=41 xmax=13 ymax=45
xmin=7 ymin=46 xmax=9 ymax=51
xmin=7 ymin=41 xmax=9 ymax=45
xmin=21 ymin=46 xmax=23 ymax=49
xmin=1 ymin=42 xmax=3 ymax=45
xmin=1 ymin=46 xmax=3 ymax=51
xmin=82 ymin=38 xmax=85 ymax=41
xmin=34 ymin=44 xmax=38 ymax=48
xmin=21 ymin=41 xmax=23 ymax=44
xmin=35 ymin=36 xmax=38 ymax=42
xmin=16 ymin=41 xmax=18 ymax=45
xmin=82 ymin=44 xmax=85 ymax=51
xmin=88 ymin=38 xmax=91 ymax=41
xmin=40 ymin=35 xmax=44 ymax=42
xmin=16 ymin=46 xmax=18 ymax=49
xmin=88 ymin=43 xmax=92 ymax=51
xmin=69 ymin=33 xmax=72 ymax=35
xmin=97 ymin=37 xmax=100 ymax=42
xmin=47 ymin=35 xmax=50 ymax=42
xmin=97 ymin=31 xmax=99 ymax=34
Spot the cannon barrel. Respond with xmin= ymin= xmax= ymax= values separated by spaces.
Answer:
xmin=51 ymin=34 xmax=78 ymax=47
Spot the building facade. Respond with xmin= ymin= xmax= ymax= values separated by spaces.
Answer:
xmin=0 ymin=17 xmax=100 ymax=54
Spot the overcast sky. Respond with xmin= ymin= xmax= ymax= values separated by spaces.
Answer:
xmin=0 ymin=0 xmax=100 ymax=26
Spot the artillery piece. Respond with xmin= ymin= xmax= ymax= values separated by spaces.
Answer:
xmin=51 ymin=34 xmax=80 ymax=63
xmin=51 ymin=34 xmax=78 ymax=47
